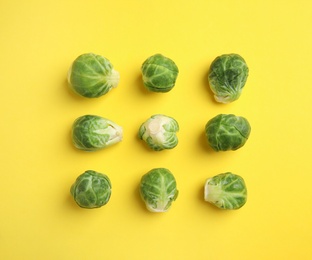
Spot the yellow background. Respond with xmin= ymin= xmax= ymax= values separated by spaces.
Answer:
xmin=1 ymin=0 xmax=312 ymax=259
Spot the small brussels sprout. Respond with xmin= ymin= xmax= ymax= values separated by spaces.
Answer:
xmin=141 ymin=54 xmax=179 ymax=93
xmin=72 ymin=115 xmax=123 ymax=151
xmin=140 ymin=168 xmax=178 ymax=212
xmin=204 ymin=172 xmax=247 ymax=210
xmin=205 ymin=114 xmax=251 ymax=151
xmin=68 ymin=53 xmax=120 ymax=98
xmin=70 ymin=170 xmax=112 ymax=209
xmin=138 ymin=114 xmax=179 ymax=151
xmin=208 ymin=53 xmax=249 ymax=103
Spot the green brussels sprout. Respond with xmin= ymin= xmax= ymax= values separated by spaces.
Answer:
xmin=70 ymin=170 xmax=112 ymax=209
xmin=208 ymin=53 xmax=249 ymax=103
xmin=72 ymin=115 xmax=123 ymax=151
xmin=138 ymin=114 xmax=179 ymax=151
xmin=205 ymin=114 xmax=251 ymax=151
xmin=204 ymin=172 xmax=247 ymax=210
xmin=68 ymin=53 xmax=120 ymax=98
xmin=140 ymin=168 xmax=179 ymax=212
xmin=141 ymin=54 xmax=179 ymax=93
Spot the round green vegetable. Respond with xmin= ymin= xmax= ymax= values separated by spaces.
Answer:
xmin=205 ymin=114 xmax=251 ymax=151
xmin=70 ymin=170 xmax=112 ymax=209
xmin=140 ymin=168 xmax=179 ymax=212
xmin=72 ymin=115 xmax=123 ymax=151
xmin=67 ymin=53 xmax=120 ymax=98
xmin=141 ymin=54 xmax=179 ymax=93
xmin=138 ymin=114 xmax=179 ymax=151
xmin=204 ymin=172 xmax=247 ymax=210
xmin=208 ymin=53 xmax=249 ymax=103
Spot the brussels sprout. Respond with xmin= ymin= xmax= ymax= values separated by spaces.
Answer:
xmin=208 ymin=53 xmax=249 ymax=103
xmin=204 ymin=172 xmax=247 ymax=210
xmin=138 ymin=114 xmax=179 ymax=151
xmin=72 ymin=115 xmax=123 ymax=151
xmin=140 ymin=168 xmax=178 ymax=212
xmin=70 ymin=170 xmax=112 ymax=209
xmin=205 ymin=114 xmax=251 ymax=151
xmin=68 ymin=53 xmax=120 ymax=98
xmin=141 ymin=54 xmax=179 ymax=93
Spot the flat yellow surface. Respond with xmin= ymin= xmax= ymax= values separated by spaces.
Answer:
xmin=1 ymin=1 xmax=312 ymax=259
